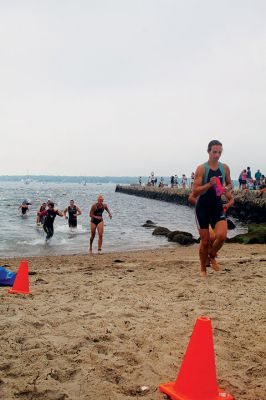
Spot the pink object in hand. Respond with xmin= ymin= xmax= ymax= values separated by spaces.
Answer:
xmin=215 ymin=177 xmax=223 ymax=196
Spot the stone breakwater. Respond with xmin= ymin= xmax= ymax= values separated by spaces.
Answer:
xmin=115 ymin=185 xmax=266 ymax=223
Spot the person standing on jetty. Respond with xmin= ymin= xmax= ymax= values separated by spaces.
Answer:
xmin=39 ymin=202 xmax=63 ymax=242
xmin=63 ymin=200 xmax=82 ymax=229
xmin=89 ymin=195 xmax=112 ymax=254
xmin=192 ymin=140 xmax=233 ymax=277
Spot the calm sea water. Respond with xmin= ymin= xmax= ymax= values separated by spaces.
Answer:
xmin=0 ymin=182 xmax=246 ymax=257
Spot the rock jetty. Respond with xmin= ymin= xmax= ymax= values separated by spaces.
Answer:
xmin=115 ymin=185 xmax=266 ymax=223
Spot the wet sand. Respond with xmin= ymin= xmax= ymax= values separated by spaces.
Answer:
xmin=0 ymin=243 xmax=265 ymax=400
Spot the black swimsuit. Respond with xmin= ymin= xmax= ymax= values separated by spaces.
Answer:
xmin=195 ymin=167 xmax=226 ymax=229
xmin=21 ymin=206 xmax=28 ymax=215
xmin=91 ymin=204 xmax=104 ymax=226
xmin=68 ymin=206 xmax=77 ymax=227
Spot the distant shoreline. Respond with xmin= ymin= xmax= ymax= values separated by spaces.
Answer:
xmin=0 ymin=175 xmax=240 ymax=185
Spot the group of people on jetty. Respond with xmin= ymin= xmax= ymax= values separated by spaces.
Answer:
xmin=18 ymin=139 xmax=264 ymax=277
xmin=238 ymin=167 xmax=266 ymax=190
xmin=141 ymin=167 xmax=265 ymax=192
xmin=140 ymin=173 xmax=194 ymax=189
xmin=19 ymin=196 xmax=112 ymax=255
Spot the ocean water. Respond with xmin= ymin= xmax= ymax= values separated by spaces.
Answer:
xmin=0 ymin=182 xmax=246 ymax=258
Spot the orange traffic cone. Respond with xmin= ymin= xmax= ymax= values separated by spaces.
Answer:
xmin=8 ymin=260 xmax=31 ymax=295
xmin=159 ymin=316 xmax=234 ymax=400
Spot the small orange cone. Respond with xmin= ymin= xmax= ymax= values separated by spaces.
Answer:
xmin=159 ymin=316 xmax=234 ymax=400
xmin=8 ymin=260 xmax=31 ymax=295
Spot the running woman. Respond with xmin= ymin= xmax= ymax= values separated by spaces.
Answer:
xmin=192 ymin=140 xmax=233 ymax=277
xmin=189 ymin=185 xmax=234 ymax=269
xmin=89 ymin=195 xmax=112 ymax=254
xmin=39 ymin=202 xmax=63 ymax=242
xmin=63 ymin=200 xmax=82 ymax=228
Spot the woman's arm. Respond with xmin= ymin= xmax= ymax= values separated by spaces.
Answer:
xmin=104 ymin=204 xmax=112 ymax=219
xmin=224 ymin=190 xmax=234 ymax=211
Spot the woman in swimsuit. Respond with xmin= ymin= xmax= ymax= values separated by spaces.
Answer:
xmin=89 ymin=195 xmax=112 ymax=254
xmin=192 ymin=140 xmax=233 ymax=277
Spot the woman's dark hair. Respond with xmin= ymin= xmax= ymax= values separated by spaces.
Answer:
xmin=207 ymin=140 xmax=223 ymax=152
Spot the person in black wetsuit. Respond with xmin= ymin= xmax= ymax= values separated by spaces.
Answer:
xmin=39 ymin=202 xmax=63 ymax=242
xmin=192 ymin=140 xmax=233 ymax=277
xmin=63 ymin=200 xmax=82 ymax=228
xmin=89 ymin=195 xmax=112 ymax=254
xmin=18 ymin=201 xmax=29 ymax=215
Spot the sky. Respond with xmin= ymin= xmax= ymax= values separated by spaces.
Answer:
xmin=0 ymin=0 xmax=265 ymax=179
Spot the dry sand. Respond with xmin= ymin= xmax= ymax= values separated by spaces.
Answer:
xmin=0 ymin=243 xmax=265 ymax=400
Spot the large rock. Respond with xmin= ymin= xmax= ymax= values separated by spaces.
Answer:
xmin=153 ymin=228 xmax=195 ymax=245
xmin=167 ymin=230 xmax=193 ymax=240
xmin=227 ymin=223 xmax=266 ymax=244
xmin=152 ymin=227 xmax=170 ymax=236
xmin=168 ymin=231 xmax=195 ymax=245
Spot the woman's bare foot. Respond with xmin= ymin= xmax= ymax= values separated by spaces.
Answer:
xmin=200 ymin=266 xmax=207 ymax=277
xmin=209 ymin=255 xmax=220 ymax=271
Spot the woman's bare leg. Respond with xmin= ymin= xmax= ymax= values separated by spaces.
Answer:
xmin=198 ymin=229 xmax=210 ymax=277
xmin=209 ymin=220 xmax=227 ymax=270
xmin=97 ymin=222 xmax=104 ymax=254
xmin=90 ymin=223 xmax=97 ymax=252
xmin=206 ymin=226 xmax=216 ymax=266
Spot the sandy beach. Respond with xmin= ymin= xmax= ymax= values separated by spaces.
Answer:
xmin=0 ymin=243 xmax=265 ymax=400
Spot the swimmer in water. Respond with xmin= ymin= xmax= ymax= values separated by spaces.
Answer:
xmin=192 ymin=140 xmax=233 ymax=277
xmin=89 ymin=195 xmax=112 ymax=254
xmin=18 ymin=201 xmax=29 ymax=215
xmin=39 ymin=202 xmax=63 ymax=242
xmin=63 ymin=200 xmax=82 ymax=229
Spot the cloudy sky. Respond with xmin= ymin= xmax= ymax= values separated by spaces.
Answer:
xmin=0 ymin=0 xmax=265 ymax=178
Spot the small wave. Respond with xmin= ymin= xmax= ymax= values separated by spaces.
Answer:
xmin=56 ymin=224 xmax=88 ymax=234
xmin=17 ymin=238 xmax=45 ymax=246
xmin=56 ymin=225 xmax=71 ymax=233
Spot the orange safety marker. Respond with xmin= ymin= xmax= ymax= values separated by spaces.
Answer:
xmin=8 ymin=260 xmax=31 ymax=295
xmin=159 ymin=316 xmax=234 ymax=400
